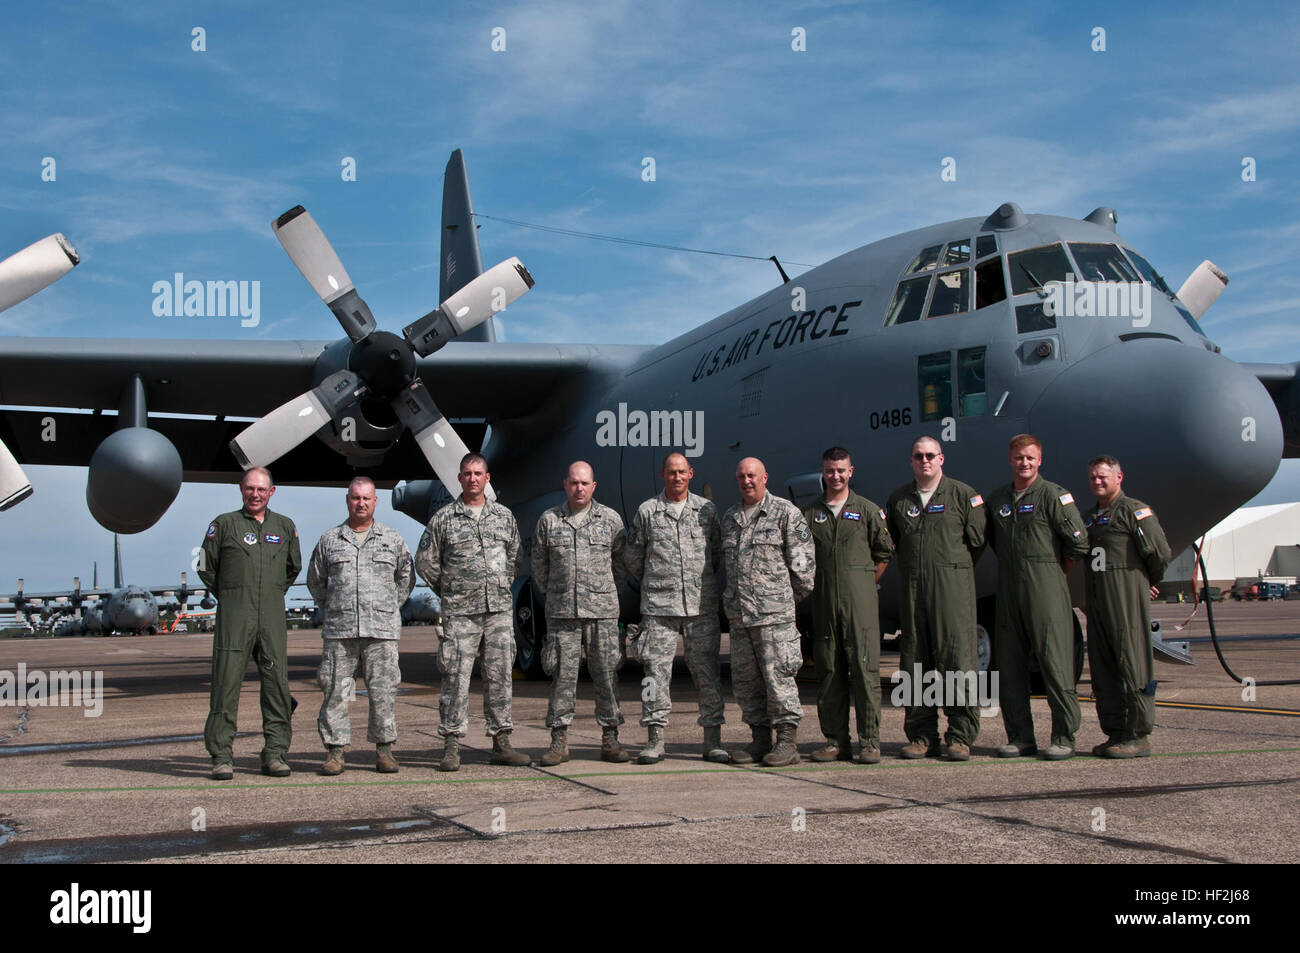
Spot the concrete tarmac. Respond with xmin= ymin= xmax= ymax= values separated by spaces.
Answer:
xmin=1 ymin=600 xmax=1298 ymax=864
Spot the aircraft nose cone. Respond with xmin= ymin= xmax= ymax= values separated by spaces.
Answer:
xmin=1028 ymin=340 xmax=1282 ymax=551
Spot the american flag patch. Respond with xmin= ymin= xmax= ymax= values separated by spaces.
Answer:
xmin=1059 ymin=492 xmax=1074 ymax=505
xmin=1134 ymin=507 xmax=1152 ymax=520
xmin=970 ymin=495 xmax=984 ymax=507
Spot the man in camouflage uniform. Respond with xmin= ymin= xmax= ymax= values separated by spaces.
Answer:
xmin=1083 ymin=455 xmax=1172 ymax=759
xmin=887 ymin=436 xmax=986 ymax=762
xmin=803 ymin=447 xmax=893 ymax=765
xmin=625 ymin=451 xmax=728 ymax=764
xmin=199 ymin=466 xmax=301 ymax=781
xmin=532 ymin=461 xmax=628 ymax=765
xmin=415 ymin=453 xmax=531 ymax=771
xmin=722 ymin=456 xmax=816 ymax=767
xmin=985 ymin=434 xmax=1089 ymax=760
xmin=307 ymin=476 xmax=414 ymax=775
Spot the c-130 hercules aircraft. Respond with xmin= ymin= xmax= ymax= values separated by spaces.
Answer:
xmin=1 ymin=151 xmax=1294 ymax=673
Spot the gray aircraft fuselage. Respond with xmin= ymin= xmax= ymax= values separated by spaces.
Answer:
xmin=478 ymin=208 xmax=1281 ymax=621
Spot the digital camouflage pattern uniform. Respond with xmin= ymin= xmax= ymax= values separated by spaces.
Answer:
xmin=199 ymin=507 xmax=301 ymax=766
xmin=306 ymin=521 xmax=414 ymax=747
xmin=625 ymin=491 xmax=724 ymax=728
xmin=985 ymin=476 xmax=1089 ymax=749
xmin=1082 ymin=492 xmax=1171 ymax=744
xmin=532 ymin=501 xmax=627 ymax=728
xmin=416 ymin=498 xmax=523 ymax=738
xmin=722 ymin=492 xmax=816 ymax=728
xmin=886 ymin=476 xmax=987 ymax=748
xmin=803 ymin=491 xmax=893 ymax=750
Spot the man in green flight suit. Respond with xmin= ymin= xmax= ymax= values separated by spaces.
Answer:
xmin=199 ymin=466 xmax=302 ymax=780
xmin=886 ymin=435 xmax=987 ymax=761
xmin=985 ymin=434 xmax=1088 ymax=761
xmin=802 ymin=447 xmax=893 ymax=765
xmin=1082 ymin=455 xmax=1172 ymax=759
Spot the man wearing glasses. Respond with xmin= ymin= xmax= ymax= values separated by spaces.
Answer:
xmin=886 ymin=436 xmax=987 ymax=761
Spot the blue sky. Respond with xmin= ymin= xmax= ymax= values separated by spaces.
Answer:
xmin=2 ymin=0 xmax=1299 ymax=590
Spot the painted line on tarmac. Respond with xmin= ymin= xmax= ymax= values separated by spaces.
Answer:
xmin=3 ymin=746 xmax=1298 ymax=795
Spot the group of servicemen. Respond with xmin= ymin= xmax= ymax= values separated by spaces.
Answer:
xmin=196 ymin=432 xmax=1171 ymax=781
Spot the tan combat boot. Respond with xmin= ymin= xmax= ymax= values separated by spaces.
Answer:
xmin=762 ymin=723 xmax=800 ymax=767
xmin=730 ymin=725 xmax=772 ymax=765
xmin=320 ymin=746 xmax=345 ymax=776
xmin=375 ymin=742 xmax=399 ymax=773
xmin=601 ymin=726 xmax=630 ymax=763
xmin=637 ymin=725 xmax=665 ymax=764
xmin=491 ymin=731 xmax=533 ymax=766
xmin=811 ymin=736 xmax=851 ymax=762
xmin=438 ymin=736 xmax=460 ymax=772
xmin=539 ymin=727 xmax=569 ymax=766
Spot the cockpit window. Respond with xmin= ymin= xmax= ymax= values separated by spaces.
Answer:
xmin=942 ymin=240 xmax=971 ymax=266
xmin=1122 ymin=248 xmax=1173 ymax=296
xmin=974 ymin=257 xmax=1006 ymax=310
xmin=1068 ymin=243 xmax=1139 ymax=283
xmin=1123 ymin=248 xmax=1208 ymax=337
xmin=1008 ymin=243 xmax=1073 ymax=296
xmin=975 ymin=234 xmax=997 ymax=259
xmin=905 ymin=245 xmax=943 ymax=274
xmin=884 ymin=274 xmax=932 ymax=326
xmin=927 ymin=269 xmax=969 ymax=318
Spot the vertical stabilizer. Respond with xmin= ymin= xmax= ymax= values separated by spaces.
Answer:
xmin=441 ymin=149 xmax=494 ymax=342
xmin=113 ymin=534 xmax=123 ymax=589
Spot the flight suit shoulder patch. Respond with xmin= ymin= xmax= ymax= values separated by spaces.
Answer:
xmin=206 ymin=522 xmax=217 ymax=538
xmin=1134 ymin=507 xmax=1152 ymax=520
xmin=1058 ymin=492 xmax=1074 ymax=505
xmin=970 ymin=495 xmax=983 ymax=507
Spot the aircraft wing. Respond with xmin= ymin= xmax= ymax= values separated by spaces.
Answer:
xmin=0 ymin=337 xmax=645 ymax=483
xmin=1246 ymin=361 xmax=1300 ymax=458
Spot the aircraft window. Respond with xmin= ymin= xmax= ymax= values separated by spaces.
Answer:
xmin=1122 ymin=248 xmax=1174 ymax=296
xmin=1123 ymin=248 xmax=1208 ymax=337
xmin=974 ymin=257 xmax=1007 ymax=310
xmin=976 ymin=234 xmax=997 ymax=259
xmin=957 ymin=346 xmax=987 ymax=416
xmin=926 ymin=269 xmax=969 ymax=318
xmin=1008 ymin=243 xmax=1072 ymax=296
xmin=943 ymin=240 xmax=971 ymax=266
xmin=905 ymin=245 xmax=943 ymax=274
xmin=918 ymin=351 xmax=953 ymax=421
xmin=1015 ymin=302 xmax=1056 ymax=334
xmin=1068 ymin=243 xmax=1139 ymax=282
xmin=884 ymin=275 xmax=932 ymax=326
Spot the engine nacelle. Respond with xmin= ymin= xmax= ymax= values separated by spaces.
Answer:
xmin=86 ymin=427 xmax=183 ymax=534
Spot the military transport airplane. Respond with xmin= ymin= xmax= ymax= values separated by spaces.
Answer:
xmin=1 ymin=150 xmax=1295 ymax=672
xmin=0 ymin=535 xmax=214 ymax=636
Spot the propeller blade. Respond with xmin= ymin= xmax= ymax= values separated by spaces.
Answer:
xmin=0 ymin=437 xmax=34 ymax=511
xmin=403 ymin=257 xmax=534 ymax=357
xmin=0 ymin=233 xmax=79 ymax=313
xmin=272 ymin=206 xmax=377 ymax=342
xmin=1176 ymin=260 xmax=1229 ymax=321
xmin=391 ymin=380 xmax=496 ymax=501
xmin=229 ymin=370 xmax=363 ymax=468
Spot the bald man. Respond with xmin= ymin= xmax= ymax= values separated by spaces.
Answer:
xmin=722 ymin=457 xmax=816 ymax=766
xmin=532 ymin=461 xmax=629 ymax=764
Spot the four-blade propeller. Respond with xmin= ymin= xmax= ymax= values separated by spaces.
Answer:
xmin=230 ymin=206 xmax=533 ymax=500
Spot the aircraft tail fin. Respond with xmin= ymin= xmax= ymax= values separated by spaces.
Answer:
xmin=441 ymin=149 xmax=494 ymax=342
xmin=113 ymin=533 xmax=123 ymax=589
